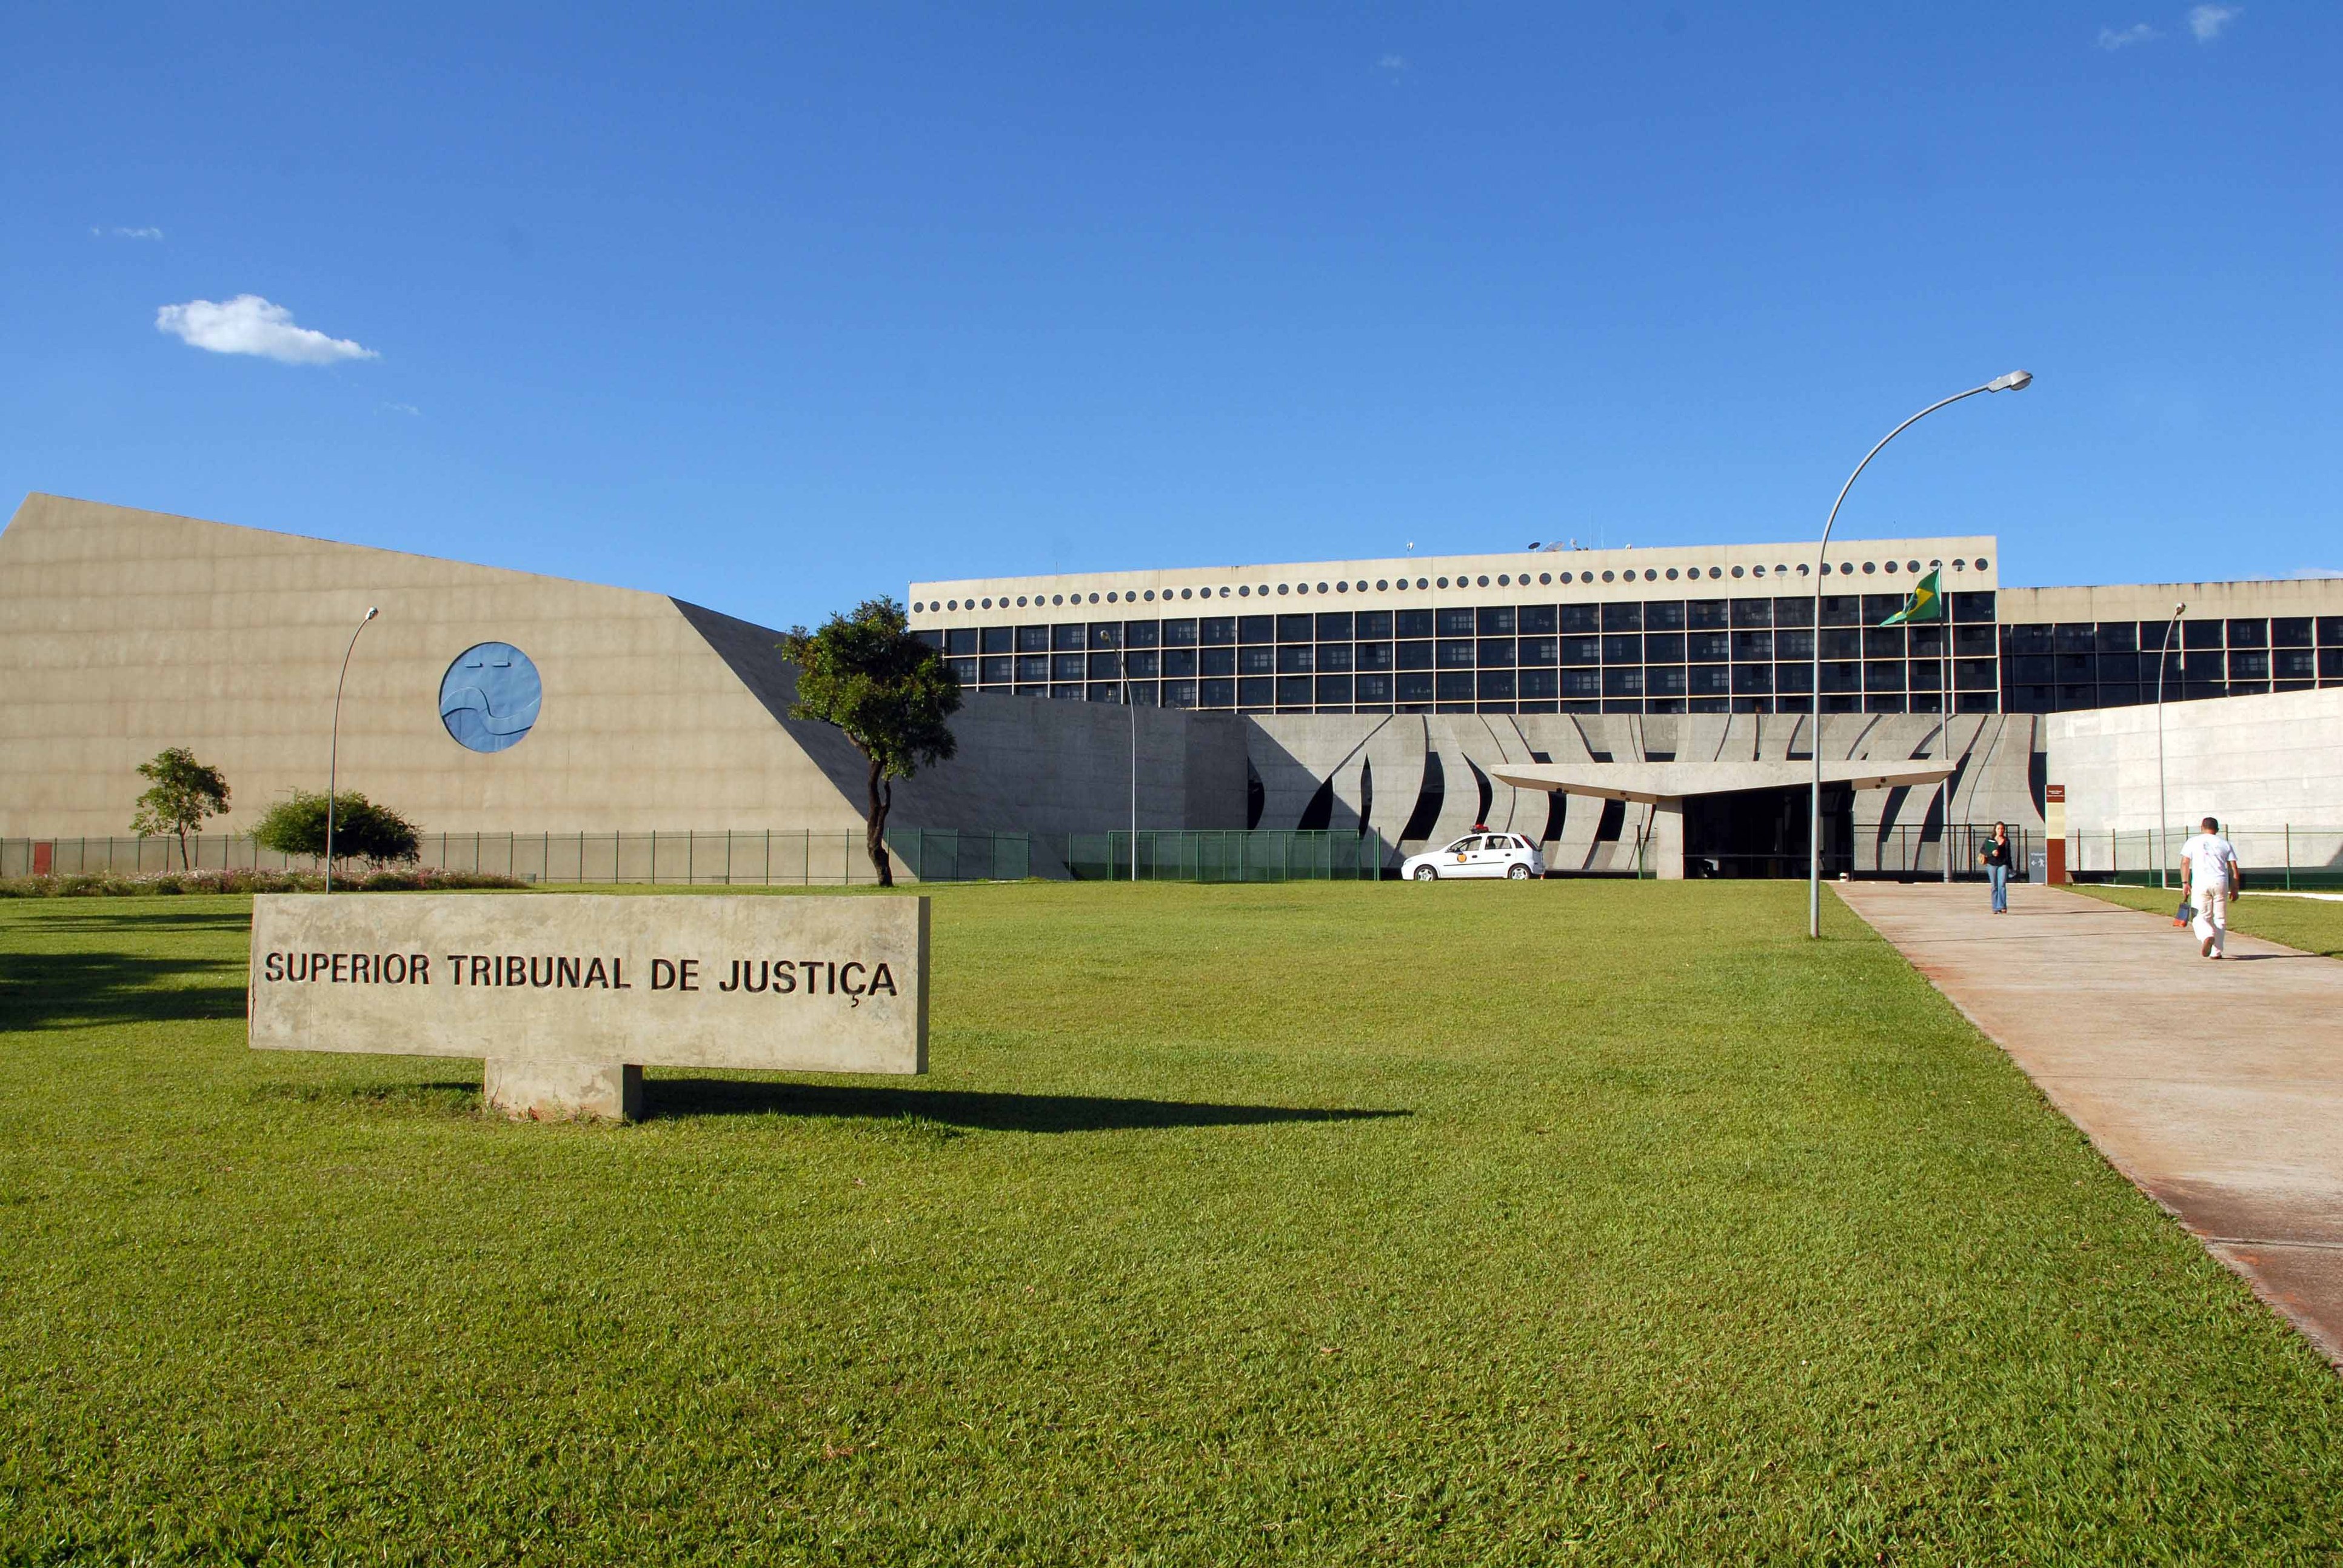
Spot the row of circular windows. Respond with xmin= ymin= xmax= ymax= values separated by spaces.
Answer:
xmin=914 ymin=558 xmax=1991 ymax=615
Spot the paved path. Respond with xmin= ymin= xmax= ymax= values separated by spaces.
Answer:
xmin=1836 ymin=880 xmax=2343 ymax=1369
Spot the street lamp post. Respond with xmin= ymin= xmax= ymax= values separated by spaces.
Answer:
xmin=1809 ymin=372 xmax=2032 ymax=939
xmin=1121 ymin=646 xmax=1137 ymax=881
xmin=2155 ymin=600 xmax=2185 ymax=890
xmin=324 ymin=606 xmax=379 ymax=893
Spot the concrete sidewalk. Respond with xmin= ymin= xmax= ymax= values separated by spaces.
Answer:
xmin=1836 ymin=879 xmax=2343 ymax=1369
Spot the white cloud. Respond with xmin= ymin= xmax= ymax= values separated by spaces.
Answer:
xmin=381 ymin=402 xmax=420 ymax=416
xmin=2096 ymin=22 xmax=2160 ymax=49
xmin=1378 ymin=53 xmax=1407 ymax=72
xmin=93 ymin=225 xmax=164 ymax=239
xmin=2289 ymin=565 xmax=2342 ymax=580
xmin=154 ymin=295 xmax=378 ymax=365
xmin=2188 ymin=4 xmax=2239 ymax=40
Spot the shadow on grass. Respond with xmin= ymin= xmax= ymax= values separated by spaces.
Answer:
xmin=0 ymin=950 xmax=244 ymax=1030
xmin=644 ymin=1079 xmax=1412 ymax=1133
xmin=3 ymin=907 xmax=250 ymax=933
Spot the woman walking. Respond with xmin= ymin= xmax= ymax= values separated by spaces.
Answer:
xmin=1979 ymin=822 xmax=2014 ymax=914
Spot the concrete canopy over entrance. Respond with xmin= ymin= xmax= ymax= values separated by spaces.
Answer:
xmin=1486 ymin=759 xmax=1955 ymax=878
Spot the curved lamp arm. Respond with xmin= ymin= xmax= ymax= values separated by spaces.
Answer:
xmin=324 ymin=606 xmax=379 ymax=893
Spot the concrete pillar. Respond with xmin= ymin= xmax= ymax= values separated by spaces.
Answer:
xmin=1648 ymin=798 xmax=1686 ymax=879
xmin=484 ymin=1057 xmax=643 ymax=1121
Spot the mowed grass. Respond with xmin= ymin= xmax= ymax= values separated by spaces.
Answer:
xmin=2 ymin=882 xmax=2339 ymax=1566
xmin=2076 ymin=881 xmax=2343 ymax=958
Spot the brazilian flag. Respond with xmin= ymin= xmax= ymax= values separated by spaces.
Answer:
xmin=1880 ymin=567 xmax=1944 ymax=626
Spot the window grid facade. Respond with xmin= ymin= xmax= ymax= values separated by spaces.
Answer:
xmin=1997 ymin=615 xmax=2343 ymax=713
xmin=926 ymin=593 xmax=2019 ymax=716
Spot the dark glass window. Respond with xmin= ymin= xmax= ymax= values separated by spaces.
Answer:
xmin=1163 ymin=618 xmax=1198 ymax=646
xmin=2321 ymin=649 xmax=2343 ymax=678
xmin=2053 ymin=624 xmax=2094 ymax=653
xmin=1314 ymin=612 xmax=1352 ymax=641
xmin=1519 ymin=636 xmax=1559 ymax=666
xmin=1818 ymin=629 xmax=1860 ymax=661
xmin=1397 ymin=609 xmax=1436 ymax=639
xmin=1602 ymin=602 xmax=1643 ymax=632
xmin=1731 ymin=598 xmax=1772 ymax=629
xmin=1561 ymin=604 xmax=1600 ymax=633
xmin=1603 ymin=635 xmax=1642 ymax=663
xmin=2012 ymin=655 xmax=2054 ymax=683
xmin=1864 ymin=626 xmax=1905 ymax=658
xmin=1315 ymin=675 xmax=1354 ymax=706
xmin=1125 ymin=650 xmax=1160 ymax=678
xmin=1644 ymin=632 xmax=1685 ymax=664
xmin=1163 ymin=680 xmax=1197 ymax=709
xmin=1238 ymin=676 xmax=1272 ymax=707
xmin=1732 ymin=630 xmax=1773 ymax=662
xmin=1053 ymin=624 xmax=1086 ymax=652
xmin=2181 ymin=619 xmax=2223 ymax=649
xmin=914 ymin=629 xmax=943 ymax=650
xmin=2227 ymin=619 xmax=2268 ymax=648
xmin=1396 ymin=671 xmax=1435 ymax=704
xmin=1688 ymin=630 xmax=1731 ymax=662
xmin=1775 ymin=629 xmax=1814 ymax=662
xmin=1089 ymin=623 xmax=1121 ymax=650
xmin=2318 ymin=617 xmax=2343 ymax=646
xmin=1124 ymin=620 xmax=1160 ymax=648
xmin=1088 ymin=652 xmax=1121 ymax=679
xmin=1477 ymin=606 xmax=1516 ymax=636
xmin=980 ymin=656 xmax=1012 ymax=684
xmin=1200 ymin=616 xmax=1236 ymax=645
xmin=1275 ymin=675 xmax=1312 ymax=707
xmin=1437 ymin=639 xmax=1477 ymax=669
xmin=1863 ymin=661 xmax=1903 ymax=692
xmin=1355 ymin=641 xmax=1394 ymax=671
xmin=1162 ymin=647 xmax=1199 ymax=678
xmin=1275 ymin=645 xmax=1314 ymax=674
xmin=2094 ymin=653 xmax=2141 ymax=682
xmin=1355 ymin=673 xmax=1392 ymax=704
xmin=1772 ymin=597 xmax=1814 ymax=627
xmin=1397 ymin=640 xmax=1434 ymax=670
xmin=1862 ymin=595 xmax=1903 ymax=624
xmin=1017 ymin=654 xmax=1051 ymax=682
xmin=1437 ymin=607 xmax=1476 ymax=636
xmin=1477 ymin=638 xmax=1516 ymax=667
xmin=1562 ymin=669 xmax=1603 ymax=698
xmin=1603 ymin=666 xmax=1644 ymax=697
xmin=1644 ymin=600 xmax=1686 ymax=631
xmin=2229 ymin=649 xmax=2270 ymax=681
xmin=1685 ymin=665 xmax=1728 ymax=696
xmin=2274 ymin=648 xmax=2318 ymax=679
xmin=1017 ymin=624 xmax=1049 ymax=652
xmin=1647 ymin=665 xmax=1688 ymax=697
xmin=2273 ymin=618 xmax=2313 ymax=648
xmin=1237 ymin=615 xmax=1273 ymax=644
xmin=1774 ymin=662 xmax=1812 ymax=693
xmin=1051 ymin=684 xmax=1083 ymax=701
xmin=1518 ymin=604 xmax=1559 ymax=635
xmin=1238 ymin=646 xmax=1275 ymax=675
xmin=1201 ymin=646 xmax=1235 ymax=677
xmin=1201 ymin=678 xmax=1235 ymax=707
xmin=2055 ymin=653 xmax=2094 ymax=680
xmin=981 ymin=626 xmax=1013 ymax=655
xmin=1561 ymin=636 xmax=1602 ymax=666
xmin=1275 ymin=613 xmax=1312 ymax=642
xmin=1817 ymin=595 xmax=1861 ymax=628
xmin=1355 ymin=610 xmax=1393 ymax=639
xmin=1315 ymin=642 xmax=1353 ymax=672
xmin=1519 ymin=668 xmax=1560 ymax=699
xmin=1436 ymin=671 xmax=1475 ymax=702
xmin=1956 ymin=659 xmax=1996 ymax=690
xmin=2004 ymin=623 xmax=2050 ymax=655
xmin=1052 ymin=653 xmax=1086 ymax=681
xmin=1688 ymin=599 xmax=1730 ymax=630
xmin=1951 ymin=592 xmax=1995 ymax=622
xmin=945 ymin=628 xmax=977 ymax=655
xmin=1734 ymin=664 xmax=1773 ymax=694
xmin=1477 ymin=670 xmax=1516 ymax=702
xmin=2095 ymin=622 xmax=2137 ymax=653
xmin=2098 ymin=684 xmax=2139 ymax=706
xmin=1821 ymin=662 xmax=1861 ymax=693
xmin=1955 ymin=624 xmax=1996 ymax=656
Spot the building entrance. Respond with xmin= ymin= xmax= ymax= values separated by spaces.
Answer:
xmin=1683 ymin=784 xmax=1851 ymax=878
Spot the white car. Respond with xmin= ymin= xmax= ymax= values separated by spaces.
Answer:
xmin=1403 ymin=831 xmax=1547 ymax=881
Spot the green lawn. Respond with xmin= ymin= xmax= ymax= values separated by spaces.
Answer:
xmin=2 ymin=882 xmax=2338 ymax=1565
xmin=2076 ymin=881 xmax=2343 ymax=958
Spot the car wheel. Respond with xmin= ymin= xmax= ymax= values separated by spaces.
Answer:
xmin=1413 ymin=865 xmax=1438 ymax=881
xmin=1508 ymin=862 xmax=1531 ymax=879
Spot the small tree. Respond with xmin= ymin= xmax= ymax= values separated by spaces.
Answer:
xmin=130 ymin=747 xmax=232 ymax=869
xmin=251 ymin=791 xmax=422 ymax=869
xmin=779 ymin=597 xmax=961 ymax=887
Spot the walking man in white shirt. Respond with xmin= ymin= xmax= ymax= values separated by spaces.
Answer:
xmin=2179 ymin=816 xmax=2241 ymax=959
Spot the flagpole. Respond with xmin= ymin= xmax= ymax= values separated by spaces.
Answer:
xmin=1808 ymin=372 xmax=2032 ymax=939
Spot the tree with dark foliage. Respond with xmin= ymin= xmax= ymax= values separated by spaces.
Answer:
xmin=779 ymin=598 xmax=960 ymax=887
xmin=130 ymin=747 xmax=232 ymax=870
xmin=250 ymin=791 xmax=421 ymax=870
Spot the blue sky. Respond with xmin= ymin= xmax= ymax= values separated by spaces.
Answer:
xmin=5 ymin=4 xmax=2337 ymax=627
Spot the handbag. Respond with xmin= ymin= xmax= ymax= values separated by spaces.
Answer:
xmin=2174 ymin=898 xmax=2195 ymax=926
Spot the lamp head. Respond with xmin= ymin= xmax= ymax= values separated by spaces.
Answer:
xmin=1986 ymin=370 xmax=2033 ymax=393
xmin=2173 ymin=601 xmax=2187 ymax=617
xmin=364 ymin=606 xmax=379 ymax=620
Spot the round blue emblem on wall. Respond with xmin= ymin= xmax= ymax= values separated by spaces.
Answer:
xmin=440 ymin=642 xmax=543 ymax=753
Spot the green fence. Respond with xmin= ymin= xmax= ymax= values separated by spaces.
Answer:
xmin=1061 ymin=829 xmax=1389 ymax=882
xmin=2 ymin=829 xmax=1030 ymax=886
xmin=2073 ymin=827 xmax=2343 ymax=891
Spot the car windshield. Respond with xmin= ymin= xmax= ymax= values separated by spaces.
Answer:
xmin=1448 ymin=836 xmax=1480 ymax=853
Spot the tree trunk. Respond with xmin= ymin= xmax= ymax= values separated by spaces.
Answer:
xmin=866 ymin=758 xmax=894 ymax=887
xmin=178 ymin=827 xmax=191 ymax=871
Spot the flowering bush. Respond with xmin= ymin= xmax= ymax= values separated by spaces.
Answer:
xmin=0 ymin=867 xmax=527 ymax=898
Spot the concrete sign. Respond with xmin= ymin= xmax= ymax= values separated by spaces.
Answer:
xmin=249 ymin=893 xmax=928 ymax=1120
